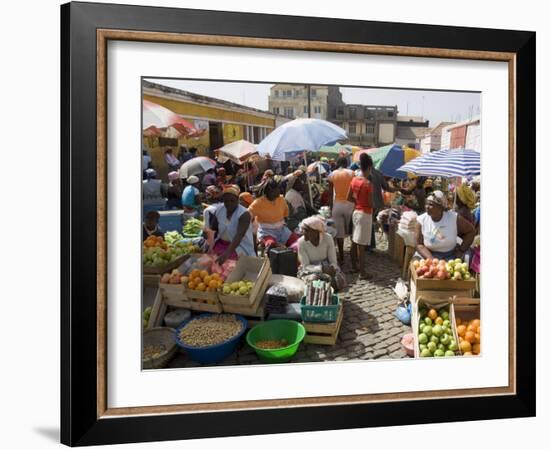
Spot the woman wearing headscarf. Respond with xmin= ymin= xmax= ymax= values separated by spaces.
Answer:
xmin=415 ymin=190 xmax=475 ymax=261
xmin=208 ymin=185 xmax=255 ymax=264
xmin=455 ymin=184 xmax=476 ymax=224
xmin=284 ymin=170 xmax=309 ymax=232
xmin=296 ymin=216 xmax=346 ymax=292
xmin=248 ymin=178 xmax=299 ymax=250
xmin=181 ymin=175 xmax=202 ymax=216
xmin=165 ymin=171 xmax=183 ymax=210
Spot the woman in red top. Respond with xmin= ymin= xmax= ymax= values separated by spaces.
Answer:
xmin=347 ymin=153 xmax=374 ymax=279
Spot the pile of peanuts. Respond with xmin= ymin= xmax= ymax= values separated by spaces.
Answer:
xmin=255 ymin=339 xmax=288 ymax=350
xmin=178 ymin=314 xmax=243 ymax=347
xmin=143 ymin=344 xmax=167 ymax=360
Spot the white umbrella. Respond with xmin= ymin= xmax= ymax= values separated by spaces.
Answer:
xmin=178 ymin=156 xmax=217 ymax=178
xmin=216 ymin=139 xmax=258 ymax=165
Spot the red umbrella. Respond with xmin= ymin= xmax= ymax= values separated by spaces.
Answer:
xmin=142 ymin=99 xmax=201 ymax=137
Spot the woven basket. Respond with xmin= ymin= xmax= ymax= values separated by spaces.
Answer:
xmin=142 ymin=327 xmax=178 ymax=369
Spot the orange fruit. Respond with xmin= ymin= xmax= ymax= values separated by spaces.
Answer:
xmin=197 ymin=283 xmax=206 ymax=291
xmin=466 ymin=324 xmax=476 ymax=333
xmin=187 ymin=282 xmax=195 ymax=290
xmin=472 ymin=343 xmax=481 ymax=355
xmin=204 ymin=275 xmax=212 ymax=285
xmin=208 ymin=280 xmax=218 ymax=289
xmin=474 ymin=333 xmax=480 ymax=343
xmin=471 ymin=319 xmax=481 ymax=329
xmin=456 ymin=317 xmax=462 ymax=325
xmin=200 ymin=270 xmax=208 ymax=279
xmin=427 ymin=309 xmax=438 ymax=321
xmin=457 ymin=325 xmax=466 ymax=337
xmin=460 ymin=340 xmax=472 ymax=353
xmin=190 ymin=269 xmax=200 ymax=279
xmin=435 ymin=317 xmax=444 ymax=325
xmin=465 ymin=331 xmax=476 ymax=344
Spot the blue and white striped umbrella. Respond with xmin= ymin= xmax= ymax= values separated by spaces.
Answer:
xmin=258 ymin=118 xmax=347 ymax=161
xmin=397 ymin=149 xmax=480 ymax=178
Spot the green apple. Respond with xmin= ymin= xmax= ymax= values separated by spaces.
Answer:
xmin=424 ymin=317 xmax=433 ymax=326
xmin=440 ymin=334 xmax=450 ymax=345
xmin=430 ymin=335 xmax=439 ymax=345
xmin=418 ymin=333 xmax=428 ymax=345
xmin=449 ymin=340 xmax=459 ymax=351
xmin=442 ymin=319 xmax=451 ymax=327
xmin=419 ymin=322 xmax=425 ymax=332
xmin=432 ymin=324 xmax=443 ymax=337
xmin=445 ymin=350 xmax=455 ymax=357
xmin=420 ymin=348 xmax=433 ymax=357
xmin=427 ymin=341 xmax=437 ymax=353
xmin=419 ymin=344 xmax=428 ymax=352
xmin=434 ymin=349 xmax=445 ymax=357
xmin=441 ymin=311 xmax=450 ymax=321
xmin=423 ymin=325 xmax=433 ymax=337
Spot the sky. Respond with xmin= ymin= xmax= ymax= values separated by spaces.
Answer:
xmin=146 ymin=78 xmax=480 ymax=125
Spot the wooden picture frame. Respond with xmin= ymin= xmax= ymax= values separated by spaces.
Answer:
xmin=61 ymin=1 xmax=535 ymax=446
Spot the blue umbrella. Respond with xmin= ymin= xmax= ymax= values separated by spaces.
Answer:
xmin=258 ymin=118 xmax=347 ymax=161
xmin=397 ymin=149 xmax=480 ymax=178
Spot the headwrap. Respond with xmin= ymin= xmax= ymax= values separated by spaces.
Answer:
xmin=457 ymin=184 xmax=476 ymax=209
xmin=426 ymin=190 xmax=448 ymax=208
xmin=145 ymin=168 xmax=157 ymax=179
xmin=239 ymin=192 xmax=254 ymax=206
xmin=299 ymin=215 xmax=327 ymax=234
xmin=217 ymin=167 xmax=226 ymax=175
xmin=261 ymin=169 xmax=274 ymax=182
xmin=168 ymin=171 xmax=179 ymax=182
xmin=223 ymin=184 xmax=241 ymax=197
xmin=205 ymin=185 xmax=223 ymax=200
xmin=187 ymin=175 xmax=199 ymax=185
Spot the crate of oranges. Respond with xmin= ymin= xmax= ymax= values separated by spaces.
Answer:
xmin=184 ymin=269 xmax=224 ymax=313
xmin=451 ymin=297 xmax=481 ymax=356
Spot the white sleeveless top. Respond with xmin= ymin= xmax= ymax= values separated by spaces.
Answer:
xmin=417 ymin=210 xmax=458 ymax=252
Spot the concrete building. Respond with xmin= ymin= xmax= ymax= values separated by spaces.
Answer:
xmin=143 ymin=80 xmax=279 ymax=178
xmin=330 ymin=104 xmax=398 ymax=147
xmin=418 ymin=121 xmax=455 ymax=153
xmin=268 ymin=84 xmax=344 ymax=120
xmin=440 ymin=116 xmax=481 ymax=152
xmin=395 ymin=115 xmax=431 ymax=149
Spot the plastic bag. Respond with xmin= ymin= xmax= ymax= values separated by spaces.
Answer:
xmin=395 ymin=303 xmax=412 ymax=325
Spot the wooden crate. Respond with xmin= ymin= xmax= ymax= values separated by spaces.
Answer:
xmin=222 ymin=292 xmax=267 ymax=319
xmin=451 ymin=297 xmax=481 ymax=356
xmin=184 ymin=288 xmax=223 ymax=313
xmin=218 ymin=257 xmax=272 ymax=307
xmin=409 ymin=265 xmax=475 ymax=301
xmin=412 ymin=297 xmax=459 ymax=358
xmin=394 ymin=232 xmax=405 ymax=266
xmin=303 ymin=304 xmax=344 ymax=346
xmin=143 ymin=274 xmax=160 ymax=289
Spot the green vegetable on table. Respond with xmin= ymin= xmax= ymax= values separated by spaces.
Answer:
xmin=183 ymin=218 xmax=203 ymax=236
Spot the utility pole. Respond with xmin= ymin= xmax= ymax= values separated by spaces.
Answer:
xmin=307 ymin=84 xmax=311 ymax=118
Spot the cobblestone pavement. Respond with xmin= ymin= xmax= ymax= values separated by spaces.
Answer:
xmin=167 ymin=232 xmax=412 ymax=368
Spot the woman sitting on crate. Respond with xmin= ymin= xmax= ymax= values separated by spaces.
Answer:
xmin=208 ymin=184 xmax=256 ymax=264
xmin=296 ymin=216 xmax=346 ymax=292
xmin=248 ymin=178 xmax=300 ymax=252
xmin=414 ymin=190 xmax=475 ymax=261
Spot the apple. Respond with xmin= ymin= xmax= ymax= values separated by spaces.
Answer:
xmin=419 ymin=344 xmax=427 ymax=352
xmin=432 ymin=258 xmax=440 ymax=265
xmin=463 ymin=273 xmax=472 ymax=280
xmin=437 ymin=343 xmax=446 ymax=351
xmin=424 ymin=271 xmax=433 ymax=279
xmin=434 ymin=349 xmax=445 ymax=357
xmin=424 ymin=317 xmax=433 ymax=326
xmin=418 ymin=333 xmax=428 ymax=345
xmin=445 ymin=350 xmax=456 ymax=357
xmin=426 ymin=258 xmax=433 ymax=266
xmin=449 ymin=340 xmax=459 ymax=351
xmin=440 ymin=334 xmax=450 ymax=345
xmin=437 ymin=270 xmax=446 ymax=280
xmin=441 ymin=311 xmax=450 ymax=320
xmin=453 ymin=271 xmax=463 ymax=280
xmin=412 ymin=260 xmax=420 ymax=269
xmin=432 ymin=324 xmax=443 ymax=337
xmin=445 ymin=272 xmax=452 ymax=280
xmin=430 ymin=335 xmax=439 ymax=345
xmin=416 ymin=267 xmax=424 ymax=276
xmin=420 ymin=348 xmax=433 ymax=357
xmin=460 ymin=263 xmax=469 ymax=272
xmin=427 ymin=341 xmax=437 ymax=353
xmin=454 ymin=258 xmax=462 ymax=264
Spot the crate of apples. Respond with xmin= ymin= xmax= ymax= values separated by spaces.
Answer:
xmin=412 ymin=258 xmax=472 ymax=281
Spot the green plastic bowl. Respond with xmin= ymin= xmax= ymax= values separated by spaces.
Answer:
xmin=246 ymin=320 xmax=306 ymax=363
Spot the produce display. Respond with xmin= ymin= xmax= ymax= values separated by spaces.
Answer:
xmin=183 ymin=218 xmax=203 ymax=236
xmin=186 ymin=269 xmax=224 ymax=292
xmin=142 ymin=306 xmax=152 ymax=329
xmin=456 ymin=317 xmax=481 ymax=355
xmin=177 ymin=314 xmax=243 ymax=347
xmin=412 ymin=258 xmax=472 ymax=281
xmin=143 ymin=239 xmax=200 ymax=268
xmin=143 ymin=343 xmax=166 ymax=360
xmin=255 ymin=339 xmax=288 ymax=349
xmin=220 ymin=280 xmax=255 ymax=296
xmin=160 ymin=269 xmax=186 ymax=285
xmin=417 ymin=306 xmax=458 ymax=357
xmin=164 ymin=230 xmax=184 ymax=246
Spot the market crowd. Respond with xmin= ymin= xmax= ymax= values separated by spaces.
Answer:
xmin=143 ymin=144 xmax=481 ymax=292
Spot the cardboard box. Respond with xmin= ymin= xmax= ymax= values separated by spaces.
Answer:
xmin=218 ymin=256 xmax=272 ymax=307
xmin=451 ymin=297 xmax=481 ymax=356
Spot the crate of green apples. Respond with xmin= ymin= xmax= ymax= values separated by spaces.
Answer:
xmin=413 ymin=298 xmax=460 ymax=358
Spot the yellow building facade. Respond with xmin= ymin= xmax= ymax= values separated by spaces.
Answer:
xmin=143 ymin=81 xmax=276 ymax=180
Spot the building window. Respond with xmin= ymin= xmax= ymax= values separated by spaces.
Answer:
xmin=273 ymin=107 xmax=280 ymax=114
xmin=337 ymin=107 xmax=344 ymax=116
xmin=366 ymin=125 xmax=375 ymax=135
xmin=303 ymin=105 xmax=308 ymax=114
xmin=274 ymin=90 xmax=279 ymax=97
xmin=295 ymin=89 xmax=301 ymax=97
xmin=349 ymin=108 xmax=356 ymax=119
xmin=284 ymin=107 xmax=294 ymax=118
xmin=314 ymin=106 xmax=321 ymax=114
xmin=311 ymin=88 xmax=317 ymax=97
xmin=388 ymin=110 xmax=394 ymax=118
xmin=349 ymin=122 xmax=356 ymax=134
xmin=285 ymin=90 xmax=292 ymax=97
